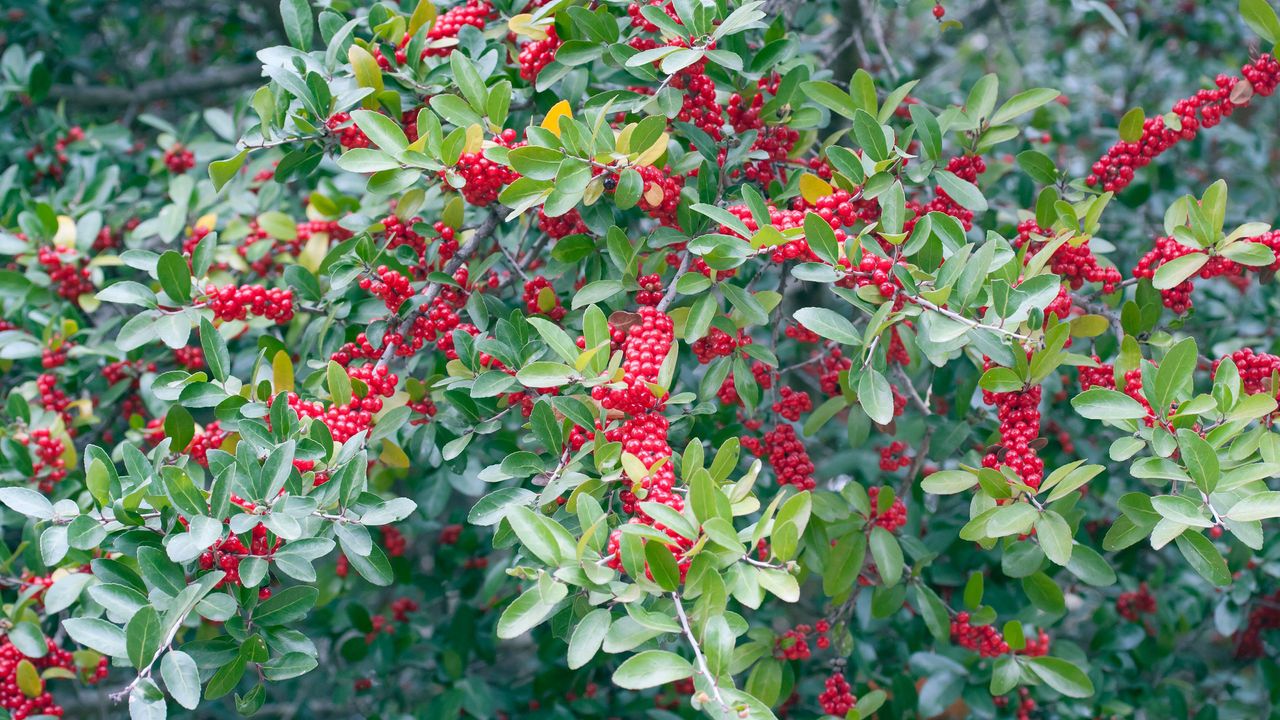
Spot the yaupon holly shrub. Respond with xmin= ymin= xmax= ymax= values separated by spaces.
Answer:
xmin=7 ymin=0 xmax=1280 ymax=717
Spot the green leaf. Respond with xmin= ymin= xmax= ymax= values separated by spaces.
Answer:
xmin=858 ymin=368 xmax=893 ymax=425
xmin=0 ymin=487 xmax=54 ymax=519
xmin=1176 ymin=429 xmax=1220 ymax=494
xmin=1064 ymin=544 xmax=1116 ymax=587
xmin=1118 ymin=107 xmax=1145 ymax=143
xmin=1071 ymin=388 xmax=1148 ymax=420
xmin=506 ymin=506 xmax=561 ymax=566
xmin=644 ymin=542 xmax=680 ymax=591
xmin=497 ymin=582 xmax=566 ymax=639
xmin=991 ymin=88 xmax=1059 ymax=125
xmin=210 ymin=149 xmax=249 ymax=192
xmin=280 ymin=0 xmax=314 ymax=50
xmin=161 ymin=650 xmax=202 ymax=710
xmin=800 ymin=81 xmax=857 ymax=120
xmin=63 ymin=618 xmax=128 ymax=658
xmin=1241 ymin=0 xmax=1280 ymax=44
xmin=1016 ymin=150 xmax=1057 ymax=185
xmin=986 ymin=503 xmax=1038 ymax=538
xmin=327 ymin=360 xmax=353 ymax=405
xmin=1028 ymin=657 xmax=1094 ymax=698
xmin=200 ymin=318 xmax=230 ymax=382
xmin=126 ymin=606 xmax=161 ymax=669
xmin=351 ymin=109 xmax=409 ymax=155
xmin=869 ymin=526 xmax=903 ymax=586
xmin=157 ymin=250 xmax=191 ymax=303
xmin=1151 ymin=495 xmax=1212 ymax=528
xmin=921 ymin=470 xmax=977 ymax=495
xmin=612 ymin=650 xmax=693 ymax=690
xmin=254 ymin=586 xmax=318 ymax=626
xmin=1035 ymin=511 xmax=1073 ymax=566
xmin=1152 ymin=252 xmax=1208 ymax=290
xmin=935 ymin=170 xmax=988 ymax=212
xmin=1174 ymin=531 xmax=1231 ymax=586
xmin=1226 ymin=491 xmax=1280 ymax=521
xmin=793 ymin=307 xmax=859 ymax=345
xmin=567 ymin=609 xmax=611 ymax=670
xmin=823 ymin=533 xmax=867 ymax=596
xmin=516 ymin=361 xmax=576 ymax=388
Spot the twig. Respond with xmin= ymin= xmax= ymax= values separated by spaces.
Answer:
xmin=893 ymin=365 xmax=931 ymax=416
xmin=672 ymin=593 xmax=729 ymax=710
xmin=656 ymin=253 xmax=692 ymax=311
xmin=900 ymin=425 xmax=933 ymax=497
xmin=912 ymin=296 xmax=1031 ymax=342
xmin=375 ymin=210 xmax=501 ymax=369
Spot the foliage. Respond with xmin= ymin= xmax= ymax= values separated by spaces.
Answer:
xmin=3 ymin=0 xmax=1280 ymax=718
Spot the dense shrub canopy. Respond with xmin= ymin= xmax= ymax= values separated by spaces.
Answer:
xmin=4 ymin=1 xmax=1280 ymax=718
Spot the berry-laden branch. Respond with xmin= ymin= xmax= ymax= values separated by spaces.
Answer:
xmin=375 ymin=209 xmax=502 ymax=369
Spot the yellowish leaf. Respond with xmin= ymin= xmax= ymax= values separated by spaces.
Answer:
xmin=349 ymin=45 xmax=384 ymax=109
xmin=272 ymin=350 xmax=295 ymax=393
xmin=297 ymin=227 xmax=329 ymax=273
xmin=53 ymin=215 xmax=76 ymax=249
xmin=380 ymin=439 xmax=410 ymax=468
xmin=542 ymin=100 xmax=573 ymax=138
xmin=798 ymin=172 xmax=834 ymax=203
xmin=632 ymin=132 xmax=669 ymax=167
xmin=464 ymin=123 xmax=485 ymax=153
xmin=643 ymin=183 xmax=665 ymax=207
xmin=16 ymin=659 xmax=41 ymax=698
xmin=194 ymin=213 xmax=218 ymax=232
xmin=408 ymin=0 xmax=438 ymax=35
xmin=507 ymin=13 xmax=549 ymax=41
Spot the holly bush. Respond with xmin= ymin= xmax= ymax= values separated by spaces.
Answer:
xmin=5 ymin=0 xmax=1280 ymax=718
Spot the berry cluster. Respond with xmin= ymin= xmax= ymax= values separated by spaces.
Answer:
xmin=1133 ymin=231 xmax=1280 ymax=313
xmin=772 ymin=386 xmax=812 ymax=421
xmin=26 ymin=429 xmax=68 ymax=493
xmin=36 ymin=247 xmax=93 ymax=301
xmin=981 ymin=361 xmax=1044 ymax=489
xmin=522 ymin=276 xmax=565 ymax=320
xmin=819 ymin=671 xmax=856 ymax=717
xmin=1013 ymin=220 xmax=1122 ymax=293
xmin=1236 ymin=590 xmax=1280 ymax=658
xmin=36 ymin=374 xmax=72 ymax=429
xmin=197 ymin=520 xmax=279 ymax=598
xmin=163 ymin=143 xmax=195 ymax=174
xmin=204 ymin=284 xmax=295 ymax=324
xmin=878 ymin=442 xmax=912 ymax=472
xmin=1214 ymin=348 xmax=1280 ymax=400
xmin=173 ymin=345 xmax=205 ymax=370
xmin=866 ymin=486 xmax=908 ymax=532
xmin=0 ymin=637 xmax=107 ymax=719
xmin=1087 ymin=55 xmax=1280 ymax=192
xmin=993 ymin=688 xmax=1038 ymax=720
xmin=744 ymin=423 xmax=816 ymax=490
xmin=424 ymin=0 xmax=496 ymax=56
xmin=360 ymin=266 xmax=414 ymax=312
xmin=1116 ymin=583 xmax=1157 ymax=622
xmin=450 ymin=129 xmax=520 ymax=206
xmin=600 ymin=307 xmax=694 ymax=581
xmin=517 ymin=26 xmax=560 ymax=81
xmin=326 ymin=112 xmax=370 ymax=149
xmin=538 ymin=208 xmax=589 ymax=240
xmin=691 ymin=327 xmax=747 ymax=364
xmin=631 ymin=165 xmax=683 ymax=227
xmin=726 ymin=75 xmax=802 ymax=185
xmin=951 ymin=613 xmax=1010 ymax=657
xmin=25 ymin=126 xmax=84 ymax=184
xmin=774 ymin=620 xmax=830 ymax=660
